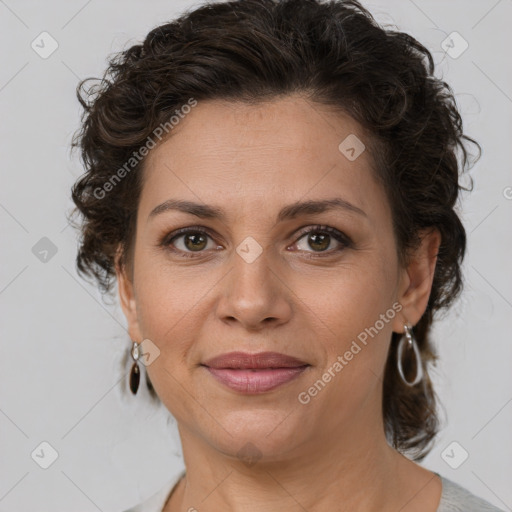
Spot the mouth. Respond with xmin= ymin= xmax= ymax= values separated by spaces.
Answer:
xmin=201 ymin=351 xmax=310 ymax=394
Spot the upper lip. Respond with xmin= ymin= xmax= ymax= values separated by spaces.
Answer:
xmin=202 ymin=351 xmax=309 ymax=369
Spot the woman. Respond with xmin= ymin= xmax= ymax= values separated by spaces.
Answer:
xmin=70 ymin=0 xmax=501 ymax=510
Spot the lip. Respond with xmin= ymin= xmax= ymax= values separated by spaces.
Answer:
xmin=201 ymin=351 xmax=310 ymax=394
xmin=202 ymin=351 xmax=308 ymax=369
xmin=202 ymin=351 xmax=309 ymax=369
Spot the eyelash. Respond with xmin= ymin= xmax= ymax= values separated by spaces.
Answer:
xmin=160 ymin=224 xmax=352 ymax=259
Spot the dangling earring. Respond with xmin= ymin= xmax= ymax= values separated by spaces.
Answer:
xmin=397 ymin=323 xmax=423 ymax=386
xmin=129 ymin=341 xmax=141 ymax=395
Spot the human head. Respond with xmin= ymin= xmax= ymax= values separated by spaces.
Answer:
xmin=70 ymin=0 xmax=480 ymax=461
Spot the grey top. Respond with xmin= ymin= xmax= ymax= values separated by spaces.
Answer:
xmin=123 ymin=469 xmax=504 ymax=511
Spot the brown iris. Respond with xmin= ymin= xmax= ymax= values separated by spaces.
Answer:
xmin=307 ymin=232 xmax=330 ymax=251
xmin=184 ymin=232 xmax=208 ymax=251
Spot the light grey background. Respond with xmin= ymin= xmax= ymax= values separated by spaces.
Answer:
xmin=0 ymin=1 xmax=511 ymax=511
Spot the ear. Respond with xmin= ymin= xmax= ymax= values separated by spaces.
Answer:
xmin=392 ymin=228 xmax=441 ymax=333
xmin=115 ymin=245 xmax=143 ymax=342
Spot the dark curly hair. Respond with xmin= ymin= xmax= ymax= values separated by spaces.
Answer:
xmin=69 ymin=0 xmax=481 ymax=461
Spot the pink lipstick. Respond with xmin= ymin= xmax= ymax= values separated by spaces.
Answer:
xmin=201 ymin=351 xmax=310 ymax=394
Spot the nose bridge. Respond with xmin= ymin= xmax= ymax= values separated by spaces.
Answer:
xmin=216 ymin=235 xmax=292 ymax=329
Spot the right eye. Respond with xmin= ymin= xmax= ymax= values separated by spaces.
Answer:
xmin=162 ymin=227 xmax=223 ymax=257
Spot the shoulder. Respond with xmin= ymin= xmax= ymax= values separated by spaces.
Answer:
xmin=437 ymin=474 xmax=505 ymax=512
xmin=121 ymin=470 xmax=506 ymax=512
xmin=121 ymin=469 xmax=185 ymax=512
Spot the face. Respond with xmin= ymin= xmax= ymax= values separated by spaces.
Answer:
xmin=117 ymin=95 xmax=438 ymax=462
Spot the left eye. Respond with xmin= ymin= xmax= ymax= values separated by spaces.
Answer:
xmin=292 ymin=227 xmax=348 ymax=253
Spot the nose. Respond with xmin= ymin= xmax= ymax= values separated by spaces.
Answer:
xmin=215 ymin=244 xmax=293 ymax=331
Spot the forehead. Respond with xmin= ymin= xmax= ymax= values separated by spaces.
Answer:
xmin=139 ymin=96 xmax=385 ymax=221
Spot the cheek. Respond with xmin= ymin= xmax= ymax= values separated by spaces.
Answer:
xmin=131 ymin=253 xmax=196 ymax=354
xmin=135 ymin=275 xmax=210 ymax=346
xmin=306 ymin=260 xmax=397 ymax=340
xmin=300 ymin=256 xmax=399 ymax=399
xmin=132 ymin=239 xmax=210 ymax=323
xmin=296 ymin=265 xmax=397 ymax=420
xmin=133 ymin=261 xmax=212 ymax=415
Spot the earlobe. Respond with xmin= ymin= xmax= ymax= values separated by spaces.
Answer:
xmin=392 ymin=228 xmax=441 ymax=332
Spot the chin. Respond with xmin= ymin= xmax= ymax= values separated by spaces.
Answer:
xmin=207 ymin=408 xmax=308 ymax=462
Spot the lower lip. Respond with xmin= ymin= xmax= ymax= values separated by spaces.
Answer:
xmin=204 ymin=366 xmax=309 ymax=393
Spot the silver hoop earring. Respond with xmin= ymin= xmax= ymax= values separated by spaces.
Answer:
xmin=397 ymin=323 xmax=423 ymax=386
xmin=129 ymin=341 xmax=141 ymax=395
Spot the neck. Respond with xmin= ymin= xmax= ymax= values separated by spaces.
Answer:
xmin=163 ymin=413 xmax=436 ymax=512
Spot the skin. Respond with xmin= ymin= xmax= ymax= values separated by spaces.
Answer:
xmin=116 ymin=95 xmax=442 ymax=512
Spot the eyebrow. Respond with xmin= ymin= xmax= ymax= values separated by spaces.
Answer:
xmin=148 ymin=197 xmax=367 ymax=223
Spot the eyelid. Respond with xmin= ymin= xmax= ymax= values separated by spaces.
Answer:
xmin=162 ymin=225 xmax=218 ymax=243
